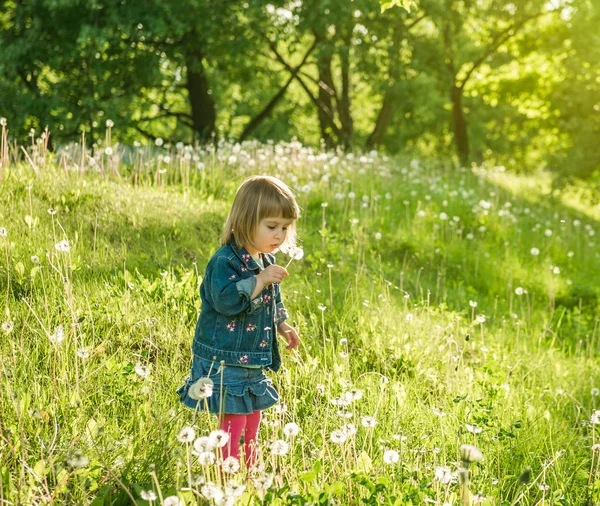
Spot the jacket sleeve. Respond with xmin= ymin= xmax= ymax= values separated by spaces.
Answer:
xmin=274 ymin=275 xmax=289 ymax=326
xmin=205 ymin=256 xmax=260 ymax=316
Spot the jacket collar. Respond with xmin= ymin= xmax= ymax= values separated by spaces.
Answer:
xmin=229 ymin=241 xmax=274 ymax=271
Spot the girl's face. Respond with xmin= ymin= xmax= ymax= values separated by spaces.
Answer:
xmin=248 ymin=217 xmax=293 ymax=255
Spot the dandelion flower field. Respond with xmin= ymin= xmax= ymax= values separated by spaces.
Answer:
xmin=1 ymin=134 xmax=600 ymax=505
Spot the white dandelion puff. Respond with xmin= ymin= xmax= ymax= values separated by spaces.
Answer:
xmin=55 ymin=240 xmax=71 ymax=252
xmin=2 ymin=321 xmax=14 ymax=333
xmin=283 ymin=422 xmax=300 ymax=437
xmin=193 ymin=436 xmax=214 ymax=453
xmin=208 ymin=430 xmax=229 ymax=448
xmin=177 ymin=426 xmax=196 ymax=443
xmin=163 ymin=495 xmax=183 ymax=506
xmin=188 ymin=378 xmax=214 ymax=400
xmin=435 ymin=466 xmax=453 ymax=484
xmin=361 ymin=416 xmax=377 ymax=428
xmin=271 ymin=439 xmax=289 ymax=456
xmin=383 ymin=449 xmax=399 ymax=464
xmin=140 ymin=490 xmax=157 ymax=501
xmin=330 ymin=430 xmax=347 ymax=444
xmin=222 ymin=456 xmax=240 ymax=474
xmin=134 ymin=363 xmax=151 ymax=379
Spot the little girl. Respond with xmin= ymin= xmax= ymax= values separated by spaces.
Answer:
xmin=177 ymin=175 xmax=300 ymax=469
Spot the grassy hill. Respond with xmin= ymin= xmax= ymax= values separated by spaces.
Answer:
xmin=0 ymin=140 xmax=599 ymax=505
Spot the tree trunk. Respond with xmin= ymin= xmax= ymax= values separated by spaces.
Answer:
xmin=338 ymin=33 xmax=353 ymax=149
xmin=185 ymin=49 xmax=216 ymax=143
xmin=450 ymin=84 xmax=469 ymax=165
xmin=366 ymin=26 xmax=403 ymax=150
xmin=315 ymin=49 xmax=336 ymax=149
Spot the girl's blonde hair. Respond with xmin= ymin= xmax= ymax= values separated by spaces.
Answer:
xmin=221 ymin=175 xmax=300 ymax=250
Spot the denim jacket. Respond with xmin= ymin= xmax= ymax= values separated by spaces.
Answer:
xmin=191 ymin=241 xmax=289 ymax=372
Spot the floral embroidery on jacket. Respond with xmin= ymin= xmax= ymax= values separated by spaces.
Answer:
xmin=263 ymin=293 xmax=272 ymax=305
xmin=238 ymin=355 xmax=249 ymax=364
xmin=242 ymin=253 xmax=251 ymax=263
xmin=246 ymin=322 xmax=256 ymax=332
xmin=226 ymin=321 xmax=237 ymax=332
xmin=259 ymin=339 xmax=268 ymax=348
xmin=228 ymin=274 xmax=237 ymax=280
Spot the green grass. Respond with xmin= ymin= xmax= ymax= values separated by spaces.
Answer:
xmin=1 ymin=141 xmax=599 ymax=505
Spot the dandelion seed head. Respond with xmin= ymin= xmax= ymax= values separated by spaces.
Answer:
xmin=330 ymin=429 xmax=347 ymax=444
xmin=134 ymin=362 xmax=151 ymax=378
xmin=177 ymin=426 xmax=196 ymax=443
xmin=188 ymin=377 xmax=214 ymax=400
xmin=193 ymin=436 xmax=214 ymax=453
xmin=361 ymin=416 xmax=377 ymax=428
xmin=460 ymin=444 xmax=483 ymax=466
xmin=209 ymin=429 xmax=229 ymax=448
xmin=383 ymin=449 xmax=399 ymax=464
xmin=222 ymin=456 xmax=240 ymax=474
xmin=253 ymin=473 xmax=274 ymax=492
xmin=55 ymin=240 xmax=71 ymax=252
xmin=163 ymin=495 xmax=183 ymax=506
xmin=140 ymin=490 xmax=157 ymax=501
xmin=2 ymin=321 xmax=14 ymax=333
xmin=0 ymin=227 xmax=7 ymax=237
xmin=435 ymin=466 xmax=453 ymax=484
xmin=283 ymin=422 xmax=300 ymax=437
xmin=271 ymin=439 xmax=289 ymax=456
xmin=49 ymin=325 xmax=64 ymax=344
xmin=66 ymin=450 xmax=89 ymax=469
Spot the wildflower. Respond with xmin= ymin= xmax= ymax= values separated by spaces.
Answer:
xmin=466 ymin=424 xmax=483 ymax=434
xmin=432 ymin=406 xmax=446 ymax=417
xmin=476 ymin=315 xmax=486 ymax=323
xmin=193 ymin=436 xmax=214 ymax=453
xmin=49 ymin=325 xmax=64 ymax=344
xmin=592 ymin=388 xmax=599 ymax=397
xmin=177 ymin=426 xmax=196 ymax=443
xmin=553 ymin=266 xmax=560 ymax=274
xmin=155 ymin=138 xmax=164 ymax=147
xmin=77 ymin=348 xmax=90 ymax=359
xmin=469 ymin=300 xmax=478 ymax=308
xmin=55 ymin=240 xmax=71 ymax=252
xmin=530 ymin=247 xmax=540 ymax=256
xmin=106 ymin=119 xmax=114 ymax=127
xmin=188 ymin=378 xmax=214 ymax=400
xmin=225 ymin=482 xmax=246 ymax=497
xmin=383 ymin=449 xmax=399 ymax=464
xmin=222 ymin=456 xmax=240 ymax=474
xmin=592 ymin=444 xmax=600 ymax=452
xmin=344 ymin=423 xmax=357 ymax=436
xmin=0 ymin=227 xmax=6 ymax=237
xmin=0 ymin=118 xmax=6 ymax=126
xmin=317 ymin=304 xmax=327 ymax=311
xmin=473 ymin=493 xmax=486 ymax=504
xmin=361 ymin=416 xmax=377 ymax=428
xmin=375 ymin=232 xmax=382 ymax=240
xmin=435 ymin=466 xmax=453 ymax=484
xmin=316 ymin=384 xmax=325 ymax=395
xmin=2 ymin=321 xmax=14 ymax=333
xmin=515 ymin=287 xmax=524 ymax=295
xmin=348 ymin=389 xmax=363 ymax=401
xmin=104 ymin=147 xmax=113 ymax=156
xmin=330 ymin=430 xmax=347 ymax=444
xmin=134 ymin=363 xmax=151 ymax=379
xmin=439 ymin=212 xmax=448 ymax=220
xmin=538 ymin=483 xmax=550 ymax=491
xmin=31 ymin=255 xmax=40 ymax=263
xmin=460 ymin=444 xmax=483 ymax=466
xmin=66 ymin=450 xmax=89 ymax=469
xmin=197 ymin=451 xmax=216 ymax=465
xmin=254 ymin=473 xmax=274 ymax=492
xmin=163 ymin=496 xmax=183 ymax=506
xmin=271 ymin=439 xmax=289 ymax=456
xmin=591 ymin=410 xmax=600 ymax=425
xmin=283 ymin=422 xmax=300 ymax=437
xmin=405 ymin=313 xmax=413 ymax=322
xmin=140 ymin=490 xmax=157 ymax=501
xmin=208 ymin=430 xmax=229 ymax=448
xmin=544 ymin=229 xmax=553 ymax=237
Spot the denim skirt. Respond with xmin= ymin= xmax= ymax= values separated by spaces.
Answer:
xmin=177 ymin=355 xmax=279 ymax=415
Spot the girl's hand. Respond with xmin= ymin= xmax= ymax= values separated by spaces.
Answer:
xmin=277 ymin=322 xmax=299 ymax=350
xmin=256 ymin=265 xmax=288 ymax=289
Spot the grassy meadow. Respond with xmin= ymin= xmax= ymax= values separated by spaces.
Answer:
xmin=1 ymin=131 xmax=600 ymax=505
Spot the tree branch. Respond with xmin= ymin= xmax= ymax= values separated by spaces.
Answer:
xmin=458 ymin=10 xmax=550 ymax=90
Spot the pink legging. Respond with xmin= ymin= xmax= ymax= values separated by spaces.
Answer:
xmin=219 ymin=411 xmax=262 ymax=468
